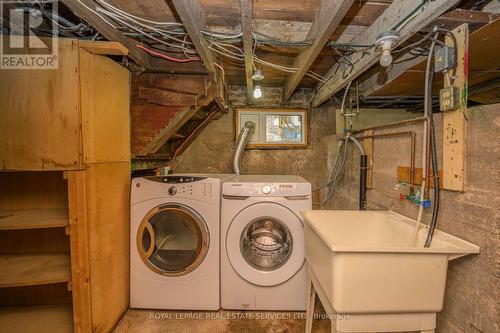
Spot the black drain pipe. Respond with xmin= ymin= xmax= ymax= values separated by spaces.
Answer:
xmin=359 ymin=154 xmax=368 ymax=210
xmin=345 ymin=135 xmax=367 ymax=210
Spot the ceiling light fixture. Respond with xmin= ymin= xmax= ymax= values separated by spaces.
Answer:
xmin=251 ymin=69 xmax=264 ymax=81
xmin=253 ymin=85 xmax=262 ymax=99
xmin=375 ymin=31 xmax=399 ymax=67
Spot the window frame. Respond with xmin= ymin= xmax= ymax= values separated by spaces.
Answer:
xmin=234 ymin=108 xmax=309 ymax=149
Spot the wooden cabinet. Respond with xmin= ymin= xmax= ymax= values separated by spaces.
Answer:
xmin=0 ymin=38 xmax=130 ymax=171
xmin=0 ymin=38 xmax=131 ymax=333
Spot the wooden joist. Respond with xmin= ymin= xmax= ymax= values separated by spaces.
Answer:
xmin=311 ymin=0 xmax=461 ymax=107
xmin=137 ymin=74 xmax=209 ymax=96
xmin=60 ymin=0 xmax=150 ymax=68
xmin=283 ymin=0 xmax=354 ymax=101
xmin=240 ymin=0 xmax=254 ymax=103
xmin=171 ymin=0 xmax=216 ymax=72
xmin=359 ymin=9 xmax=499 ymax=97
xmin=139 ymin=87 xmax=198 ymax=107
xmin=78 ymin=41 xmax=128 ymax=56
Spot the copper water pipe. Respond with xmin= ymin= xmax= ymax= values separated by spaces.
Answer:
xmin=352 ymin=117 xmax=425 ymax=134
xmin=354 ymin=131 xmax=416 ymax=187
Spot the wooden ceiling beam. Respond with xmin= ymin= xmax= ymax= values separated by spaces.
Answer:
xmin=311 ymin=0 xmax=462 ymax=107
xmin=282 ymin=0 xmax=355 ymax=101
xmin=60 ymin=0 xmax=150 ymax=69
xmin=358 ymin=9 xmax=500 ymax=97
xmin=170 ymin=0 xmax=216 ymax=73
xmin=240 ymin=0 xmax=254 ymax=103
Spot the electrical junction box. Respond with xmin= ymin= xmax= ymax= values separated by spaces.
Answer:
xmin=440 ymin=86 xmax=460 ymax=111
xmin=435 ymin=46 xmax=455 ymax=73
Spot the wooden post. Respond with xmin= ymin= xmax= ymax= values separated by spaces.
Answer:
xmin=443 ymin=24 xmax=468 ymax=191
xmin=67 ymin=171 xmax=92 ymax=333
xmin=240 ymin=0 xmax=254 ymax=103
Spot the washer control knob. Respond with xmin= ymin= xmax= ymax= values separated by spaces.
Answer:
xmin=262 ymin=185 xmax=272 ymax=194
xmin=168 ymin=186 xmax=177 ymax=196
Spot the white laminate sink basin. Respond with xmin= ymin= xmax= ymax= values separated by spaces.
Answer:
xmin=301 ymin=210 xmax=479 ymax=332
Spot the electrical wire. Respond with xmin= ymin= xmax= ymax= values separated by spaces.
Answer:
xmin=437 ymin=27 xmax=458 ymax=86
xmin=412 ymin=26 xmax=439 ymax=247
xmin=97 ymin=0 xmax=183 ymax=27
xmin=313 ymin=136 xmax=350 ymax=206
xmin=340 ymin=81 xmax=353 ymax=116
xmin=392 ymin=0 xmax=429 ymax=32
xmin=213 ymin=63 xmax=232 ymax=101
xmin=253 ymin=31 xmax=314 ymax=47
xmin=73 ymin=0 xmax=331 ymax=84
xmin=136 ymin=45 xmax=201 ymax=62
xmin=76 ymin=0 xmax=118 ymax=29
xmin=424 ymin=66 xmax=440 ymax=248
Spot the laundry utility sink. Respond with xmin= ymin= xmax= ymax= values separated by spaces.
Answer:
xmin=301 ymin=210 xmax=479 ymax=333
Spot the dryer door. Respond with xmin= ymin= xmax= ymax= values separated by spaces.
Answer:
xmin=137 ymin=203 xmax=209 ymax=277
xmin=226 ymin=202 xmax=305 ymax=286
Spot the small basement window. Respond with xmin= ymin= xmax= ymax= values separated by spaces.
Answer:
xmin=235 ymin=108 xmax=308 ymax=148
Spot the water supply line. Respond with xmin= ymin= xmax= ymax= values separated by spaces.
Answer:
xmin=233 ymin=121 xmax=255 ymax=175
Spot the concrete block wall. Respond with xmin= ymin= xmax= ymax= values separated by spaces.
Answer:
xmin=330 ymin=104 xmax=499 ymax=333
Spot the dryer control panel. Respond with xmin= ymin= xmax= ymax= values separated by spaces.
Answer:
xmin=131 ymin=176 xmax=221 ymax=205
xmin=223 ymin=182 xmax=311 ymax=197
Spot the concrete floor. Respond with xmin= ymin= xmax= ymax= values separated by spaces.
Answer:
xmin=114 ymin=309 xmax=330 ymax=333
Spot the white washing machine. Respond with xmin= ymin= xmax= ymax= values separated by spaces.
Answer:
xmin=130 ymin=174 xmax=232 ymax=310
xmin=221 ymin=175 xmax=312 ymax=310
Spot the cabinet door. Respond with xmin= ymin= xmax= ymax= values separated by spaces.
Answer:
xmin=0 ymin=39 xmax=81 ymax=171
xmin=84 ymin=162 xmax=130 ymax=332
xmin=79 ymin=49 xmax=130 ymax=164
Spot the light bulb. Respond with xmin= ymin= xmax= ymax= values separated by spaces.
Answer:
xmin=253 ymin=85 xmax=262 ymax=99
xmin=379 ymin=49 xmax=393 ymax=67
xmin=375 ymin=31 xmax=399 ymax=68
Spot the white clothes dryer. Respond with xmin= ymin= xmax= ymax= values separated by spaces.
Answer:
xmin=130 ymin=174 xmax=232 ymax=310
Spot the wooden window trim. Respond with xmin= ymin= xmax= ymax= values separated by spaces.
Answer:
xmin=234 ymin=108 xmax=309 ymax=149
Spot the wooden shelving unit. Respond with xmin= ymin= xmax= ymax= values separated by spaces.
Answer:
xmin=0 ymin=304 xmax=73 ymax=333
xmin=0 ymin=208 xmax=69 ymax=230
xmin=0 ymin=38 xmax=131 ymax=333
xmin=0 ymin=254 xmax=71 ymax=288
xmin=0 ymin=171 xmax=73 ymax=333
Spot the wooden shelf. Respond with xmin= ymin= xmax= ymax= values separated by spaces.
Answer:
xmin=0 ymin=254 xmax=71 ymax=288
xmin=0 ymin=208 xmax=69 ymax=230
xmin=0 ymin=304 xmax=73 ymax=333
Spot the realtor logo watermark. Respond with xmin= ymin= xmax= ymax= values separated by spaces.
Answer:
xmin=1 ymin=0 xmax=58 ymax=69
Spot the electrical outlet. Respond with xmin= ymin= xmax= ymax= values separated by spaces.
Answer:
xmin=440 ymin=86 xmax=459 ymax=111
xmin=435 ymin=46 xmax=455 ymax=73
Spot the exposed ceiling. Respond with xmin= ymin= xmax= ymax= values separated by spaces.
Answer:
xmin=2 ymin=0 xmax=498 ymax=106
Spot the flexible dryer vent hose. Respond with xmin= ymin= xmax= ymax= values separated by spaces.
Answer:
xmin=233 ymin=121 xmax=255 ymax=175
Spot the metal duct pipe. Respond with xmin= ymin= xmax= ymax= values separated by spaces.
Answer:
xmin=233 ymin=121 xmax=255 ymax=175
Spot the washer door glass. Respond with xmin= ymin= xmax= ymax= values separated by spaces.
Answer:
xmin=137 ymin=204 xmax=209 ymax=276
xmin=240 ymin=217 xmax=293 ymax=271
xmin=226 ymin=202 xmax=305 ymax=286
